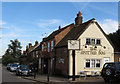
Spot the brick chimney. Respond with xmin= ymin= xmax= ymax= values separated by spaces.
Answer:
xmin=35 ymin=41 xmax=38 ymax=46
xmin=26 ymin=45 xmax=28 ymax=49
xmin=29 ymin=43 xmax=32 ymax=48
xmin=59 ymin=25 xmax=61 ymax=30
xmin=75 ymin=11 xmax=83 ymax=26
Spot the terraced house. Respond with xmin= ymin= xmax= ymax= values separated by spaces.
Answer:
xmin=28 ymin=11 xmax=115 ymax=78
xmin=39 ymin=22 xmax=74 ymax=75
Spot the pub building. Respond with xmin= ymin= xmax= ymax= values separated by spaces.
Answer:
xmin=30 ymin=11 xmax=115 ymax=78
xmin=55 ymin=11 xmax=114 ymax=77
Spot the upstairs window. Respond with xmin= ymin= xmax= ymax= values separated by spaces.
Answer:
xmin=48 ymin=42 xmax=50 ymax=52
xmin=96 ymin=39 xmax=101 ymax=45
xmin=42 ymin=44 xmax=44 ymax=51
xmin=86 ymin=38 xmax=101 ymax=45
xmin=86 ymin=38 xmax=91 ymax=45
xmin=51 ymin=41 xmax=54 ymax=51
xmin=91 ymin=39 xmax=95 ymax=45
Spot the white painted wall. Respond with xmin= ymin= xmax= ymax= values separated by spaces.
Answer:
xmin=69 ymin=22 xmax=114 ymax=76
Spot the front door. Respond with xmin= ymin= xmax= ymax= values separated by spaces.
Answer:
xmin=43 ymin=59 xmax=48 ymax=74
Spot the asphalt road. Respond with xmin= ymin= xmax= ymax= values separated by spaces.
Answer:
xmin=1 ymin=65 xmax=119 ymax=84
xmin=2 ymin=65 xmax=36 ymax=83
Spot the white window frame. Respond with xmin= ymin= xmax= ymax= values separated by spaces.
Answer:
xmin=85 ymin=59 xmax=101 ymax=68
xmin=86 ymin=38 xmax=101 ymax=45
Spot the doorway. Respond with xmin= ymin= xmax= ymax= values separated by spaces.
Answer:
xmin=43 ymin=59 xmax=48 ymax=74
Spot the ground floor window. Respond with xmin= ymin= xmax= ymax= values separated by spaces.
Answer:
xmin=119 ymin=58 xmax=120 ymax=62
xmin=85 ymin=59 xmax=101 ymax=68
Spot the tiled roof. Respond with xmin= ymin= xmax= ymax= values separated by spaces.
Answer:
xmin=55 ymin=18 xmax=96 ymax=48
xmin=43 ymin=23 xmax=74 ymax=42
xmin=56 ymin=18 xmax=115 ymax=49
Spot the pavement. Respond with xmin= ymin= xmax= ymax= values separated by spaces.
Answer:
xmin=22 ymin=74 xmax=104 ymax=83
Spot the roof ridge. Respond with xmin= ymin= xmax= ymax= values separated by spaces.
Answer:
xmin=55 ymin=18 xmax=95 ymax=48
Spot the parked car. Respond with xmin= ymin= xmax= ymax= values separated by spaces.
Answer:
xmin=101 ymin=62 xmax=120 ymax=82
xmin=7 ymin=63 xmax=13 ymax=70
xmin=9 ymin=63 xmax=19 ymax=72
xmin=16 ymin=65 xmax=33 ymax=76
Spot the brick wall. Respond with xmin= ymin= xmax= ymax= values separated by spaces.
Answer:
xmin=114 ymin=53 xmax=120 ymax=62
xmin=55 ymin=47 xmax=69 ymax=76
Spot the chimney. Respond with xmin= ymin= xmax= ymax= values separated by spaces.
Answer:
xmin=26 ymin=45 xmax=28 ymax=49
xmin=35 ymin=41 xmax=38 ymax=46
xmin=59 ymin=25 xmax=61 ymax=30
xmin=75 ymin=11 xmax=83 ymax=26
xmin=29 ymin=43 xmax=32 ymax=48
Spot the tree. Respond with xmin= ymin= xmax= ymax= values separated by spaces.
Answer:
xmin=8 ymin=39 xmax=22 ymax=58
xmin=108 ymin=29 xmax=120 ymax=52
xmin=2 ymin=39 xmax=22 ymax=65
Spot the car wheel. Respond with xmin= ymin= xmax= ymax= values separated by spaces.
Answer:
xmin=106 ymin=69 xmax=111 ymax=75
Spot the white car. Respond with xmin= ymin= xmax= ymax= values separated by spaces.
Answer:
xmin=9 ymin=64 xmax=19 ymax=72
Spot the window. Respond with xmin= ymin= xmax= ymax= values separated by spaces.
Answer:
xmin=96 ymin=39 xmax=101 ymax=45
xmin=48 ymin=42 xmax=50 ymax=52
xmin=91 ymin=59 xmax=95 ymax=67
xmin=51 ymin=41 xmax=54 ymax=51
xmin=96 ymin=60 xmax=100 ymax=67
xmin=86 ymin=38 xmax=101 ymax=45
xmin=91 ymin=39 xmax=95 ymax=45
xmin=59 ymin=58 xmax=64 ymax=63
xmin=86 ymin=59 xmax=90 ymax=68
xmin=36 ymin=51 xmax=39 ymax=58
xmin=119 ymin=58 xmax=120 ymax=62
xmin=42 ymin=44 xmax=44 ymax=51
xmin=86 ymin=38 xmax=91 ymax=45
xmin=85 ymin=59 xmax=101 ymax=68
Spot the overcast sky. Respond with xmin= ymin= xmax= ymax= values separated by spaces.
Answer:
xmin=0 ymin=2 xmax=118 ymax=57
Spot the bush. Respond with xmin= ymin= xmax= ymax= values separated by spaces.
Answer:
xmin=2 ymin=55 xmax=20 ymax=65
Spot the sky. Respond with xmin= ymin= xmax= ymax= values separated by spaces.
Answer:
xmin=0 ymin=2 xmax=118 ymax=57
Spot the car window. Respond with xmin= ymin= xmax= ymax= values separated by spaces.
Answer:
xmin=12 ymin=64 xmax=18 ymax=67
xmin=117 ymin=63 xmax=120 ymax=70
xmin=20 ymin=65 xmax=29 ymax=69
xmin=103 ymin=63 xmax=115 ymax=69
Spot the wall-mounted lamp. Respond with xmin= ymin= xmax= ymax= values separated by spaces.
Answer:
xmin=94 ymin=46 xmax=97 ymax=48
xmin=85 ymin=45 xmax=87 ymax=48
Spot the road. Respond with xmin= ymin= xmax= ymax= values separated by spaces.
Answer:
xmin=2 ymin=65 xmax=36 ymax=83
xmin=1 ymin=64 xmax=118 ymax=84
